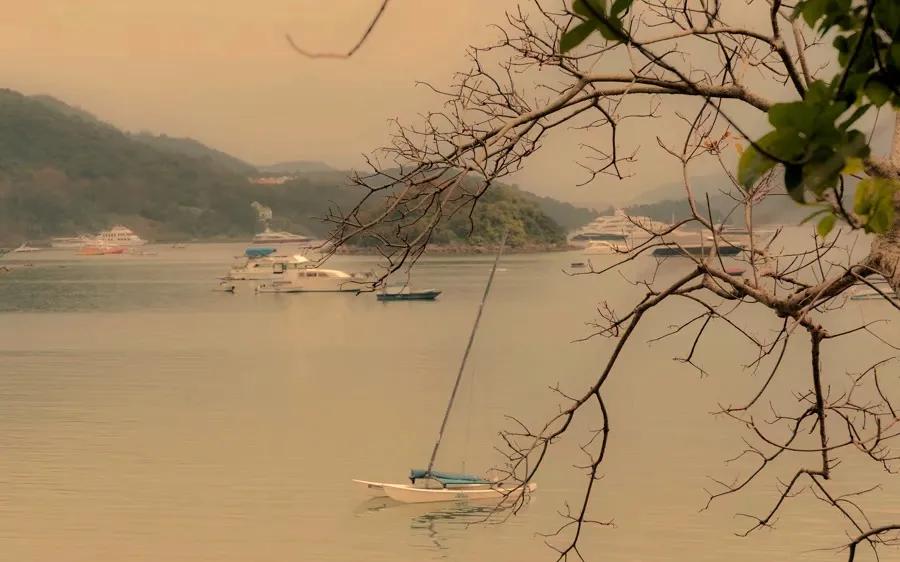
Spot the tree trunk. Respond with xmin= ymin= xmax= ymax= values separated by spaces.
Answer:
xmin=869 ymin=111 xmax=900 ymax=295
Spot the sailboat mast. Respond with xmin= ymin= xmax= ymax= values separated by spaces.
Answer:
xmin=425 ymin=231 xmax=508 ymax=474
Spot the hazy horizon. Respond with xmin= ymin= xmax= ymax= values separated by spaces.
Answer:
xmin=2 ymin=1 xmax=891 ymax=208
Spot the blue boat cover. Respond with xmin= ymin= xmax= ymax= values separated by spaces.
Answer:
xmin=245 ymin=247 xmax=277 ymax=258
xmin=409 ymin=469 xmax=491 ymax=486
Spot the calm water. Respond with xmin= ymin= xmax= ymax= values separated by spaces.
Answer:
xmin=1 ymin=240 xmax=898 ymax=562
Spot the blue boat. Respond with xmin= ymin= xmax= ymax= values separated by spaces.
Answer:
xmin=376 ymin=287 xmax=442 ymax=301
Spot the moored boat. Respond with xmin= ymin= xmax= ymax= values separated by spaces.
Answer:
xmin=252 ymin=227 xmax=318 ymax=245
xmin=51 ymin=235 xmax=95 ymax=249
xmin=78 ymin=245 xmax=126 ymax=256
xmin=569 ymin=209 xmax=668 ymax=247
xmin=96 ymin=225 xmax=146 ymax=246
xmin=376 ymin=287 xmax=442 ymax=301
xmin=354 ymin=233 xmax=536 ymax=504
xmin=652 ymin=228 xmax=743 ymax=258
xmin=227 ymin=250 xmax=314 ymax=281
xmin=652 ymin=245 xmax=742 ymax=257
xmin=12 ymin=243 xmax=41 ymax=253
xmin=583 ymin=241 xmax=627 ymax=255
xmin=255 ymin=268 xmax=363 ymax=293
xmin=849 ymin=282 xmax=898 ymax=301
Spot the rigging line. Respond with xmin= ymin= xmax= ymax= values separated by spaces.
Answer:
xmin=426 ymin=230 xmax=508 ymax=475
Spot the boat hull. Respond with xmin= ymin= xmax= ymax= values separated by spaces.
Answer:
xmin=379 ymin=482 xmax=537 ymax=504
xmin=352 ymin=479 xmax=388 ymax=497
xmin=377 ymin=290 xmax=441 ymax=301
xmin=652 ymin=245 xmax=742 ymax=257
xmin=256 ymin=284 xmax=361 ymax=294
xmin=78 ymin=246 xmax=126 ymax=255
xmin=850 ymin=291 xmax=899 ymax=301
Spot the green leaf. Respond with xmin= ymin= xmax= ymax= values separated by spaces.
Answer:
xmin=610 ymin=0 xmax=632 ymax=17
xmin=573 ymin=0 xmax=606 ymax=18
xmin=854 ymin=177 xmax=899 ymax=234
xmin=839 ymin=104 xmax=870 ymax=131
xmin=842 ymin=157 xmax=864 ymax=175
xmin=864 ymin=79 xmax=891 ymax=107
xmin=594 ymin=17 xmax=623 ymax=41
xmin=800 ymin=207 xmax=830 ymax=225
xmin=817 ymin=214 xmax=837 ymax=238
xmin=784 ymin=163 xmax=803 ymax=192
xmin=560 ymin=21 xmax=597 ymax=53
xmin=737 ymin=131 xmax=784 ymax=189
xmin=796 ymin=0 xmax=828 ymax=28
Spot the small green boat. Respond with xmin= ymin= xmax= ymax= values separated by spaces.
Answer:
xmin=376 ymin=287 xmax=442 ymax=301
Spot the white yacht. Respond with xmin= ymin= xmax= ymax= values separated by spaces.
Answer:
xmin=583 ymin=241 xmax=628 ymax=255
xmin=653 ymin=227 xmax=744 ymax=257
xmin=50 ymin=235 xmax=95 ymax=249
xmin=12 ymin=243 xmax=41 ymax=253
xmin=570 ymin=209 xmax=668 ymax=247
xmin=704 ymin=225 xmax=776 ymax=247
xmin=227 ymin=253 xmax=314 ymax=281
xmin=96 ymin=226 xmax=146 ymax=246
xmin=256 ymin=268 xmax=364 ymax=293
xmin=252 ymin=227 xmax=317 ymax=245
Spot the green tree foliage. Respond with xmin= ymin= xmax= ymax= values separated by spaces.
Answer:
xmin=352 ymin=184 xmax=567 ymax=249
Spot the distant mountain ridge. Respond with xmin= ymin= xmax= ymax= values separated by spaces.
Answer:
xmin=131 ymin=133 xmax=257 ymax=175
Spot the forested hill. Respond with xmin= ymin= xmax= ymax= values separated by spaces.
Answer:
xmin=0 ymin=89 xmax=591 ymax=246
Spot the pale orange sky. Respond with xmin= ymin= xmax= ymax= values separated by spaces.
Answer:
xmin=1 ymin=1 xmax=882 ymax=207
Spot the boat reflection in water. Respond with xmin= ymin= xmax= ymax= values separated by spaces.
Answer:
xmin=353 ymin=496 xmax=521 ymax=552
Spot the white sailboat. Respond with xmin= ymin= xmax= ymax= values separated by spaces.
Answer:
xmin=353 ymin=234 xmax=537 ymax=504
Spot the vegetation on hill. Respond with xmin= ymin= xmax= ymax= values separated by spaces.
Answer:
xmin=0 ymin=89 xmax=583 ymax=247
xmin=512 ymin=187 xmax=597 ymax=230
xmin=131 ymin=133 xmax=256 ymax=175
xmin=348 ymin=183 xmax=566 ymax=249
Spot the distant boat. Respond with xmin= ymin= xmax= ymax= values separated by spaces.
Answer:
xmin=252 ymin=227 xmax=316 ymax=245
xmin=583 ymin=241 xmax=627 ymax=255
xmin=255 ymin=268 xmax=364 ymax=293
xmin=78 ymin=245 xmax=125 ymax=256
xmin=51 ymin=235 xmax=94 ymax=249
xmin=569 ymin=209 xmax=668 ymax=247
xmin=96 ymin=225 xmax=146 ymax=246
xmin=652 ymin=228 xmax=743 ymax=258
xmin=127 ymin=248 xmax=158 ymax=256
xmin=12 ymin=243 xmax=41 ymax=253
xmin=227 ymin=252 xmax=313 ymax=281
xmin=377 ymin=287 xmax=442 ymax=301
xmin=653 ymin=245 xmax=742 ymax=257
xmin=214 ymin=281 xmax=236 ymax=293
xmin=849 ymin=281 xmax=898 ymax=301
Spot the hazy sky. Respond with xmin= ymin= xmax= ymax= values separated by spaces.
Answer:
xmin=1 ymin=1 xmax=885 ymax=208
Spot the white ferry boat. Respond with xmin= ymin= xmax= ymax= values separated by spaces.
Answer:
xmin=570 ymin=209 xmax=668 ymax=246
xmin=96 ymin=226 xmax=147 ymax=246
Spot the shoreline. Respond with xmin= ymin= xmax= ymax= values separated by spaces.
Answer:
xmin=332 ymin=243 xmax=574 ymax=256
xmin=2 ymin=240 xmax=576 ymax=256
